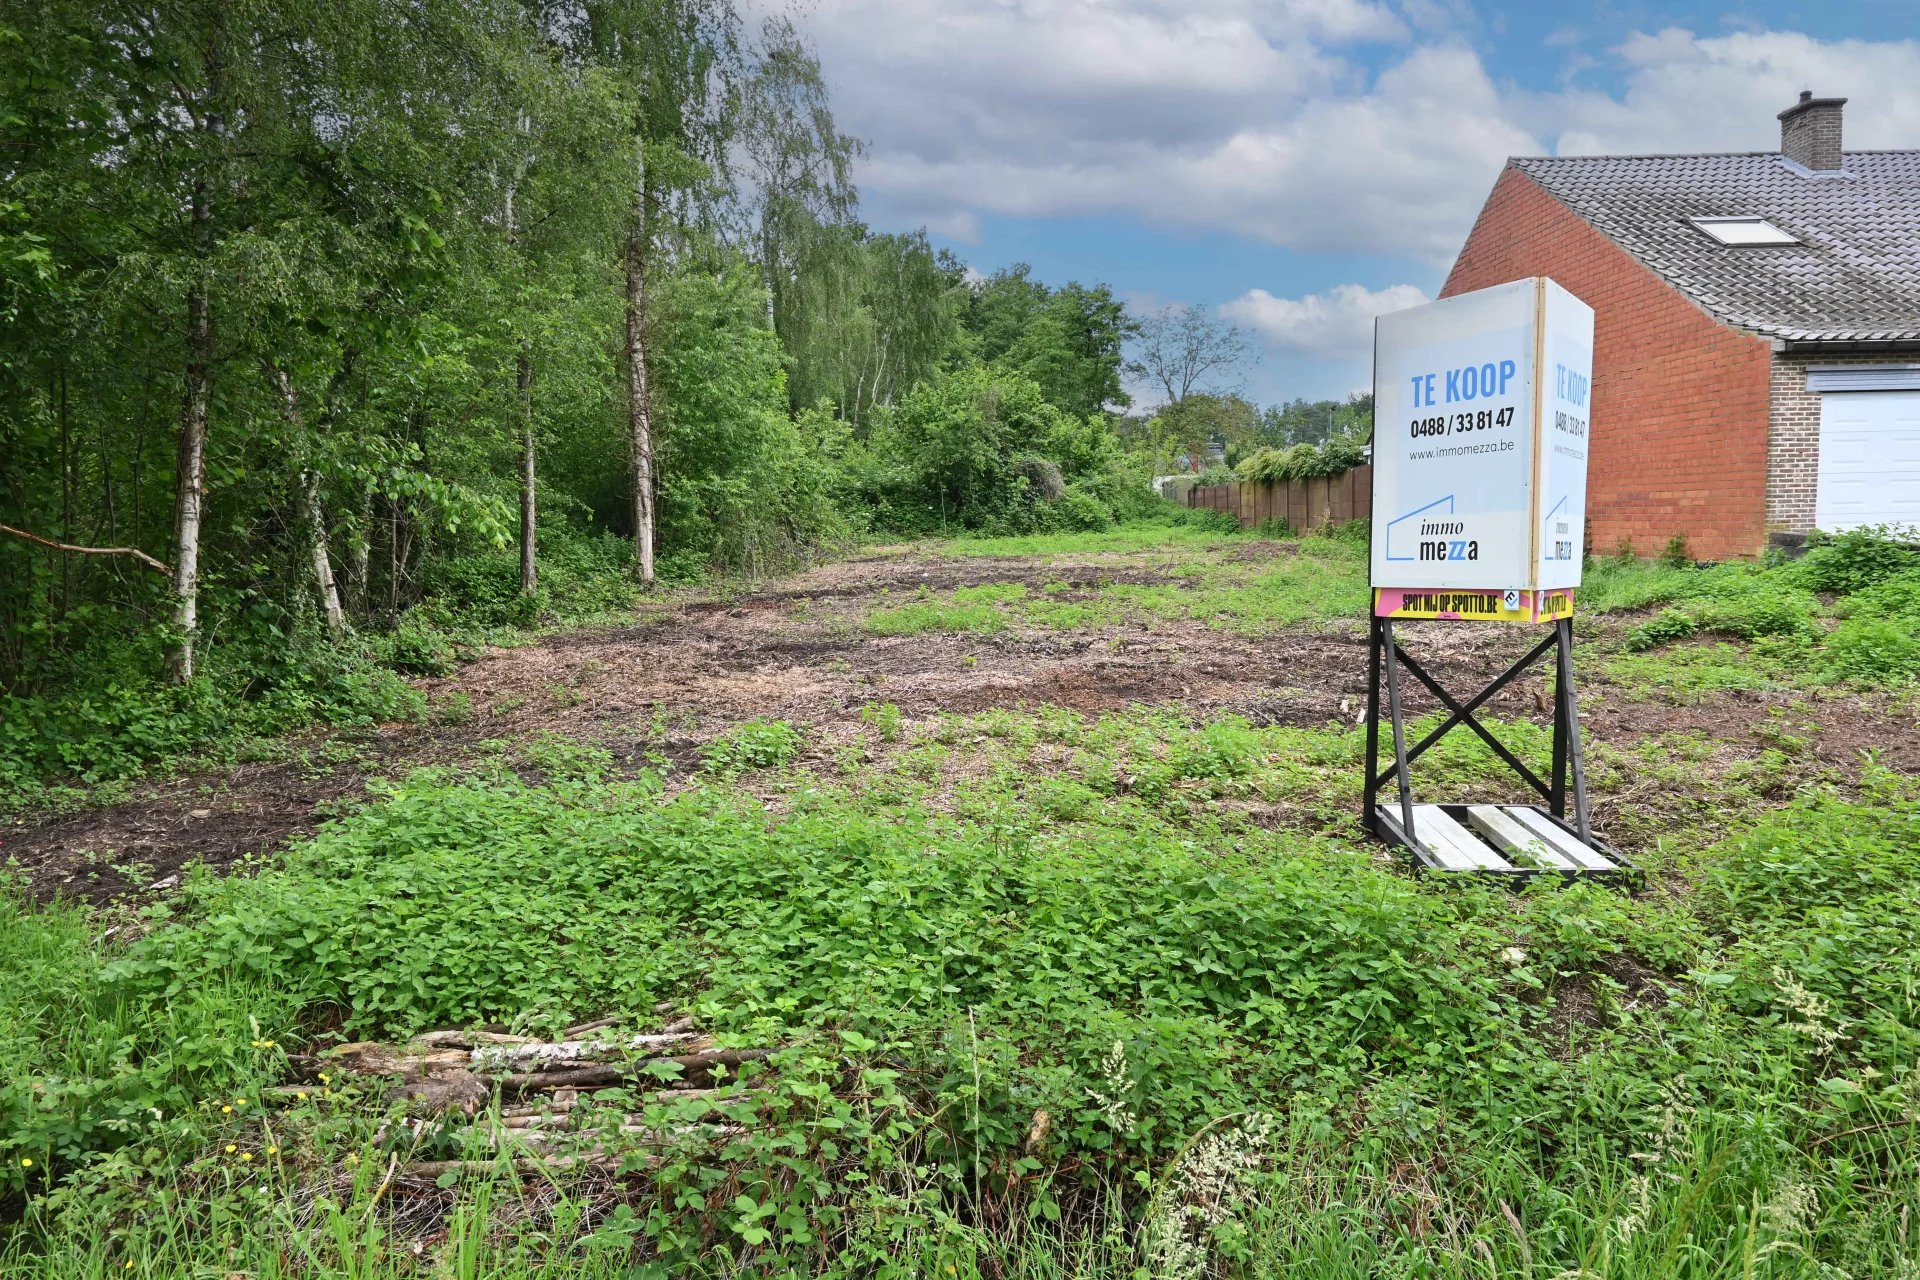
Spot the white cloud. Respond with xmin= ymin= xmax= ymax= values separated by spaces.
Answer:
xmin=1221 ymin=282 xmax=1429 ymax=357
xmin=922 ymin=208 xmax=983 ymax=243
xmin=1537 ymin=30 xmax=1920 ymax=156
xmin=768 ymin=3 xmax=1920 ymax=268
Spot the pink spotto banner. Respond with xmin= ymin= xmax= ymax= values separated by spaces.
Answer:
xmin=1373 ymin=587 xmax=1575 ymax=624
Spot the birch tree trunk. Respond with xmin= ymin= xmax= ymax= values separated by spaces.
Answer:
xmin=624 ymin=146 xmax=656 ymax=587
xmin=274 ymin=367 xmax=345 ymax=637
xmin=306 ymin=470 xmax=345 ymax=637
xmin=167 ymin=187 xmax=212 ymax=684
xmin=347 ymin=485 xmax=371 ymax=615
xmin=517 ymin=349 xmax=536 ymax=596
xmin=504 ymin=154 xmax=537 ymax=598
xmin=166 ymin=22 xmax=226 ymax=684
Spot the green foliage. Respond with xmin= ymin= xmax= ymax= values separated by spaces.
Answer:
xmin=6 ymin=661 xmax=1920 ymax=1276
xmin=1836 ymin=567 xmax=1920 ymax=620
xmin=1055 ymin=487 xmax=1116 ymax=532
xmin=1625 ymin=607 xmax=1701 ymax=651
xmin=858 ymin=701 xmax=903 ymax=742
xmin=851 ymin=366 xmax=1129 ymax=536
xmin=1612 ymin=530 xmax=1920 ymax=687
xmin=653 ymin=268 xmax=854 ymax=577
xmin=0 ymin=635 xmax=426 ymax=801
xmin=1790 ymin=526 xmax=1920 ymax=594
xmin=0 ymin=885 xmax=287 ymax=1196
xmin=701 ymin=719 xmax=804 ymax=773
xmin=1234 ymin=437 xmax=1367 ymax=484
xmin=3 ymin=727 xmax=1915 ymax=1274
xmin=1698 ymin=783 xmax=1920 ymax=1075
xmin=962 ymin=266 xmax=1133 ymax=419
xmin=420 ymin=528 xmax=639 ymax=629
xmin=1822 ymin=618 xmax=1920 ymax=682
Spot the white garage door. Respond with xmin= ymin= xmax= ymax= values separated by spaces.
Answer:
xmin=1817 ymin=391 xmax=1920 ymax=532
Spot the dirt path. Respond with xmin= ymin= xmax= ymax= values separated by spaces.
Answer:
xmin=10 ymin=539 xmax=1917 ymax=903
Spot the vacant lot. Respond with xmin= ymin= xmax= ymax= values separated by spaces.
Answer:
xmin=5 ymin=522 xmax=1919 ymax=1278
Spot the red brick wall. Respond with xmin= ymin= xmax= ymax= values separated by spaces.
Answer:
xmin=1441 ymin=168 xmax=1774 ymax=560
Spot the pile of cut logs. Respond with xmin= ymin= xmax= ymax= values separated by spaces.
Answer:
xmin=281 ymin=1010 xmax=773 ymax=1179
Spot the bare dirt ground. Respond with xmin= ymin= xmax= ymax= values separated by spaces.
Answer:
xmin=10 ymin=539 xmax=1917 ymax=903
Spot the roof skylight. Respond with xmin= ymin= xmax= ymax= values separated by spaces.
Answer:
xmin=1690 ymin=216 xmax=1798 ymax=246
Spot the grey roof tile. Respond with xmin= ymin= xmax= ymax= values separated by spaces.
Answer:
xmin=1511 ymin=151 xmax=1920 ymax=343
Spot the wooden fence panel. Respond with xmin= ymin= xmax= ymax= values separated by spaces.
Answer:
xmin=1177 ymin=463 xmax=1374 ymax=533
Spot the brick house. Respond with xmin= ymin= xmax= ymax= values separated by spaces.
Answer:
xmin=1443 ymin=93 xmax=1920 ymax=560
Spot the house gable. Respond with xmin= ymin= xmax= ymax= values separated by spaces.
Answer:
xmin=1442 ymin=167 xmax=1773 ymax=561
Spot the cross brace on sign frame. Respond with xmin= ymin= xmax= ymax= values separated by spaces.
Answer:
xmin=1361 ymin=617 xmax=1636 ymax=882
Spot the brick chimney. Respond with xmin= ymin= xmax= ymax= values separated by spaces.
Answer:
xmin=1778 ymin=90 xmax=1847 ymax=172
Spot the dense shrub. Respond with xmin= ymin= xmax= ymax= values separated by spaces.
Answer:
xmin=1822 ymin=619 xmax=1920 ymax=683
xmin=1790 ymin=526 xmax=1920 ymax=594
xmin=1236 ymin=437 xmax=1367 ymax=483
xmin=0 ymin=636 xmax=425 ymax=796
xmin=1835 ymin=567 xmax=1920 ymax=621
xmin=1054 ymin=488 xmax=1115 ymax=531
xmin=419 ymin=526 xmax=638 ymax=627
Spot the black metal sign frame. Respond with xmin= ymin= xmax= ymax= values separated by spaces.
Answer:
xmin=1361 ymin=615 xmax=1631 ymax=881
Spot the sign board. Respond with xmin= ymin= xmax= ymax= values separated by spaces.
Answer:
xmin=1370 ymin=277 xmax=1593 ymax=619
xmin=1374 ymin=586 xmax=1575 ymax=625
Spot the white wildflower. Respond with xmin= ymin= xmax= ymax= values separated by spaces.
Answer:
xmin=1612 ymin=1078 xmax=1694 ymax=1241
xmin=1772 ymin=965 xmax=1846 ymax=1056
xmin=1762 ymin=1179 xmax=1818 ymax=1238
xmin=1086 ymin=1039 xmax=1137 ymax=1136
xmin=1143 ymin=1113 xmax=1277 ymax=1280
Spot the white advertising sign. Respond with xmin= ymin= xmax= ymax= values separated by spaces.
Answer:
xmin=1370 ymin=277 xmax=1593 ymax=609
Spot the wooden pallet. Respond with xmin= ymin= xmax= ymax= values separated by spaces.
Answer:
xmin=1372 ymin=803 xmax=1632 ymax=880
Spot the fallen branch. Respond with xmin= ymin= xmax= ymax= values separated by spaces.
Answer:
xmin=497 ymin=1047 xmax=772 ymax=1096
xmin=472 ymin=1032 xmax=708 ymax=1073
xmin=402 ymin=1154 xmax=651 ymax=1180
xmin=361 ymin=1152 xmax=401 ymax=1221
xmin=416 ymin=1029 xmax=536 ymax=1050
xmin=0 ymin=523 xmax=171 ymax=575
xmin=562 ymin=1017 xmax=622 ymax=1038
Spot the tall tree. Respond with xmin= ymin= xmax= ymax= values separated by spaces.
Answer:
xmin=782 ymin=227 xmax=961 ymax=428
xmin=581 ymin=0 xmax=743 ymax=585
xmin=963 ymin=266 xmax=1132 ymax=418
xmin=741 ymin=15 xmax=860 ymax=335
xmin=1128 ymin=303 xmax=1254 ymax=410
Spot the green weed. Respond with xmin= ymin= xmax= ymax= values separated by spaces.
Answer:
xmin=701 ymin=719 xmax=804 ymax=772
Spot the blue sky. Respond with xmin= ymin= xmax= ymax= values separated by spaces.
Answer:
xmin=775 ymin=0 xmax=1920 ymax=408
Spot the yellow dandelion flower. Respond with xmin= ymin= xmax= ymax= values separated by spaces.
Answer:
xmin=233 ymin=1098 xmax=246 ymax=1107
xmin=221 ymin=1106 xmax=232 ymax=1114
xmin=240 ymin=1153 xmax=253 ymax=1163
xmin=295 ymin=1091 xmax=308 ymax=1101
xmin=225 ymin=1144 xmax=237 ymax=1154
xmin=266 ymin=1146 xmax=279 ymax=1155
xmin=19 ymin=1158 xmax=31 ymax=1169
xmin=316 ymin=1072 xmax=331 ymax=1084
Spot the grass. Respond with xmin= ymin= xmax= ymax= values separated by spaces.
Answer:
xmin=863 ymin=528 xmax=1370 ymax=639
xmin=4 ymin=730 xmax=1916 ymax=1276
xmin=4 ymin=521 xmax=1920 ymax=1277
xmin=926 ymin=521 xmax=1244 ymax=558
